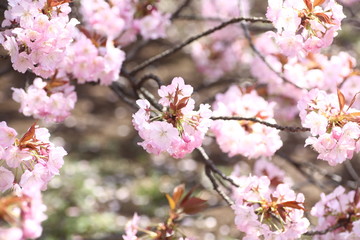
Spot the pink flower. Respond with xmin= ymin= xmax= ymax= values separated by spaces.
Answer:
xmin=266 ymin=0 xmax=346 ymax=56
xmin=0 ymin=167 xmax=15 ymax=192
xmin=232 ymin=175 xmax=309 ymax=239
xmin=299 ymin=89 xmax=360 ymax=165
xmin=133 ymin=77 xmax=212 ymax=158
xmin=211 ymin=86 xmax=282 ymax=158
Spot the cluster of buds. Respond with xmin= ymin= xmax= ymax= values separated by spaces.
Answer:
xmin=133 ymin=77 xmax=212 ymax=158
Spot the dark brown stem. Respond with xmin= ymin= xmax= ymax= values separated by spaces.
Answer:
xmin=205 ymin=166 xmax=234 ymax=206
xmin=211 ymin=116 xmax=310 ymax=132
xmin=197 ymin=147 xmax=239 ymax=188
xmin=171 ymin=0 xmax=192 ymax=20
xmin=128 ymin=17 xmax=271 ymax=75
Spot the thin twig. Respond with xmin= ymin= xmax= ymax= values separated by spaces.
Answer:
xmin=136 ymin=74 xmax=163 ymax=89
xmin=303 ymin=222 xmax=346 ymax=236
xmin=171 ymin=0 xmax=192 ymax=20
xmin=345 ymin=160 xmax=360 ymax=182
xmin=128 ymin=17 xmax=271 ymax=75
xmin=197 ymin=147 xmax=239 ymax=188
xmin=211 ymin=116 xmax=310 ymax=132
xmin=277 ymin=152 xmax=329 ymax=190
xmin=205 ymin=166 xmax=234 ymax=206
xmin=110 ymin=81 xmax=138 ymax=109
xmin=175 ymin=15 xmax=227 ymax=22
xmin=138 ymin=88 xmax=163 ymax=112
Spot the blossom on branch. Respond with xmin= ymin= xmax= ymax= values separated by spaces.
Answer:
xmin=132 ymin=77 xmax=212 ymax=158
xmin=0 ymin=122 xmax=67 ymax=193
xmin=266 ymin=0 xmax=346 ymax=57
xmin=211 ymin=86 xmax=282 ymax=158
xmin=12 ymin=77 xmax=77 ymax=122
xmin=80 ymin=0 xmax=170 ymax=45
xmin=232 ymin=175 xmax=309 ymax=239
xmin=298 ymin=89 xmax=360 ymax=165
xmin=0 ymin=0 xmax=78 ymax=78
xmin=311 ymin=186 xmax=360 ymax=239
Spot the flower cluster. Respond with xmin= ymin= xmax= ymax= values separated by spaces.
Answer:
xmin=266 ymin=0 xmax=346 ymax=57
xmin=211 ymin=86 xmax=282 ymax=158
xmin=0 ymin=122 xmax=67 ymax=193
xmin=60 ymin=30 xmax=125 ymax=86
xmin=12 ymin=77 xmax=77 ymax=122
xmin=133 ymin=77 xmax=212 ymax=159
xmin=298 ymin=89 xmax=360 ymax=165
xmin=0 ymin=0 xmax=78 ymax=78
xmin=251 ymin=33 xmax=360 ymax=120
xmin=311 ymin=186 xmax=360 ymax=239
xmin=190 ymin=0 xmax=250 ymax=81
xmin=0 ymin=189 xmax=47 ymax=240
xmin=80 ymin=0 xmax=170 ymax=45
xmin=232 ymin=175 xmax=309 ymax=239
xmin=0 ymin=121 xmax=66 ymax=239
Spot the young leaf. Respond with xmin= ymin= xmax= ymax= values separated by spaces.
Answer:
xmin=166 ymin=194 xmax=176 ymax=211
xmin=346 ymin=92 xmax=360 ymax=112
xmin=172 ymin=184 xmax=185 ymax=206
xmin=19 ymin=123 xmax=37 ymax=144
xmin=313 ymin=0 xmax=326 ymax=7
xmin=304 ymin=0 xmax=313 ymax=11
xmin=337 ymin=89 xmax=346 ymax=113
xmin=181 ymin=197 xmax=208 ymax=215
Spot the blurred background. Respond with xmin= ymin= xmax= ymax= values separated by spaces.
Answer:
xmin=1 ymin=0 xmax=360 ymax=239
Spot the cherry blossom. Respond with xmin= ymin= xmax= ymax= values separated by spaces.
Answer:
xmin=232 ymin=175 xmax=309 ymax=239
xmin=1 ymin=0 xmax=78 ymax=78
xmin=298 ymin=89 xmax=360 ymax=165
xmin=0 ymin=122 xmax=67 ymax=193
xmin=132 ymin=77 xmax=212 ymax=159
xmin=311 ymin=186 xmax=360 ymax=239
xmin=266 ymin=0 xmax=346 ymax=56
xmin=80 ymin=0 xmax=170 ymax=45
xmin=12 ymin=77 xmax=77 ymax=123
xmin=0 ymin=188 xmax=47 ymax=240
xmin=211 ymin=86 xmax=282 ymax=158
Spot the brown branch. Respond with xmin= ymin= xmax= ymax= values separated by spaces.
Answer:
xmin=303 ymin=222 xmax=346 ymax=236
xmin=171 ymin=0 xmax=192 ymax=20
xmin=211 ymin=116 xmax=310 ymax=132
xmin=136 ymin=74 xmax=163 ymax=89
xmin=197 ymin=147 xmax=239 ymax=188
xmin=205 ymin=166 xmax=234 ymax=206
xmin=128 ymin=16 xmax=271 ymax=75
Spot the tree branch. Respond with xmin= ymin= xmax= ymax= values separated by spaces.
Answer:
xmin=128 ymin=17 xmax=271 ymax=75
xmin=205 ymin=166 xmax=234 ymax=206
xmin=211 ymin=116 xmax=310 ymax=132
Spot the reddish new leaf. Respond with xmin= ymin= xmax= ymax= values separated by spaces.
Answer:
xmin=337 ymin=89 xmax=346 ymax=113
xmin=346 ymin=92 xmax=360 ymax=111
xmin=172 ymin=184 xmax=185 ymax=206
xmin=314 ymin=0 xmax=326 ymax=6
xmin=277 ymin=206 xmax=287 ymax=222
xmin=181 ymin=197 xmax=207 ymax=215
xmin=19 ymin=123 xmax=37 ymax=144
xmin=315 ymin=12 xmax=334 ymax=25
xmin=304 ymin=0 xmax=313 ymax=11
xmin=47 ymin=0 xmax=72 ymax=7
xmin=278 ymin=201 xmax=305 ymax=210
